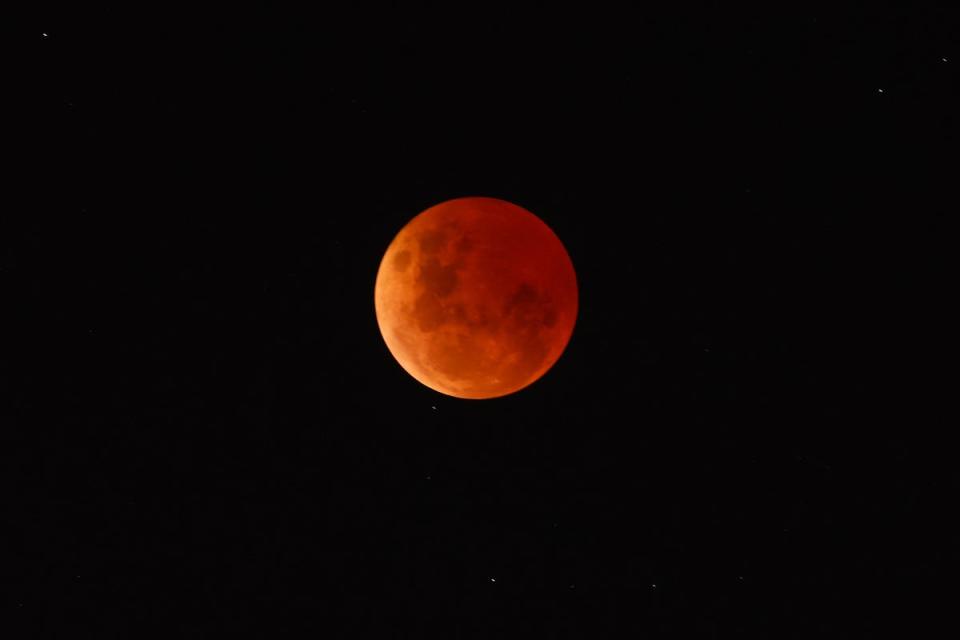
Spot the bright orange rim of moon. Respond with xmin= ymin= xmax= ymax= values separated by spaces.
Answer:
xmin=374 ymin=196 xmax=578 ymax=399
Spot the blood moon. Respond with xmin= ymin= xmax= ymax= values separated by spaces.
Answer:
xmin=374 ymin=197 xmax=578 ymax=399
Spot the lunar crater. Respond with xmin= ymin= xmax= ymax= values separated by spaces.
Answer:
xmin=392 ymin=250 xmax=412 ymax=272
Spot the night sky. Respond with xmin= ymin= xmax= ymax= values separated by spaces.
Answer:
xmin=9 ymin=5 xmax=954 ymax=637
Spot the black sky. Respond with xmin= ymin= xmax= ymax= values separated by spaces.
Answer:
xmin=7 ymin=5 xmax=955 ymax=637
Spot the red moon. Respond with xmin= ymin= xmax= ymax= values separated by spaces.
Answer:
xmin=374 ymin=197 xmax=578 ymax=399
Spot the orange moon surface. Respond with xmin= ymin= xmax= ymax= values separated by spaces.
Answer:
xmin=374 ymin=197 xmax=578 ymax=399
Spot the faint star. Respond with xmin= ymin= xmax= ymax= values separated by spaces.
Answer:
xmin=431 ymin=405 xmax=437 ymax=410
xmin=490 ymin=577 xmax=496 ymax=583
xmin=942 ymin=57 xmax=949 ymax=62
xmin=651 ymin=584 xmax=657 ymax=588
xmin=878 ymin=88 xmax=884 ymax=93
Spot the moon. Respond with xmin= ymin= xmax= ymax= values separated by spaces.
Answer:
xmin=374 ymin=197 xmax=578 ymax=399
